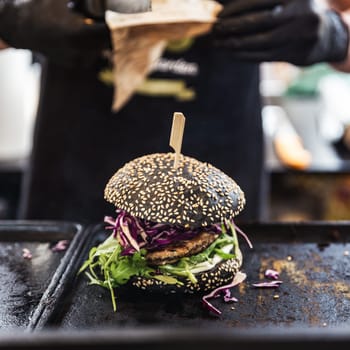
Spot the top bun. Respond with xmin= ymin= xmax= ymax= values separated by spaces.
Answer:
xmin=104 ymin=153 xmax=245 ymax=227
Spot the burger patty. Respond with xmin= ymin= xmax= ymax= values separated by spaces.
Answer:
xmin=146 ymin=231 xmax=219 ymax=266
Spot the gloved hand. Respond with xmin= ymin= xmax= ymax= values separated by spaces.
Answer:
xmin=0 ymin=0 xmax=111 ymax=68
xmin=213 ymin=0 xmax=349 ymax=66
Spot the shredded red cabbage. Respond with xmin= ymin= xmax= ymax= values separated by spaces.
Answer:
xmin=265 ymin=268 xmax=279 ymax=280
xmin=105 ymin=209 xmax=252 ymax=257
xmin=233 ymin=222 xmax=253 ymax=249
xmin=252 ymin=280 xmax=283 ymax=288
xmin=223 ymin=288 xmax=238 ymax=303
xmin=51 ymin=240 xmax=70 ymax=252
xmin=202 ymin=271 xmax=247 ymax=316
xmin=22 ymin=248 xmax=32 ymax=260
xmin=105 ymin=210 xmax=220 ymax=256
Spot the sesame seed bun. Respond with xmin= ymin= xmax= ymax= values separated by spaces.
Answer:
xmin=129 ymin=248 xmax=243 ymax=294
xmin=104 ymin=152 xmax=245 ymax=227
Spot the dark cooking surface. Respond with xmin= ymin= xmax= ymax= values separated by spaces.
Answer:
xmin=39 ymin=221 xmax=350 ymax=330
xmin=0 ymin=221 xmax=82 ymax=330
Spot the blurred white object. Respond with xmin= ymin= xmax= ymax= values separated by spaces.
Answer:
xmin=0 ymin=49 xmax=40 ymax=161
xmin=262 ymin=105 xmax=296 ymax=137
xmin=260 ymin=62 xmax=300 ymax=101
xmin=318 ymin=75 xmax=350 ymax=143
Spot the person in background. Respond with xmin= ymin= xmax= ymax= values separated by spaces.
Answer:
xmin=0 ymin=0 xmax=349 ymax=225
xmin=0 ymin=38 xmax=7 ymax=50
xmin=213 ymin=0 xmax=350 ymax=72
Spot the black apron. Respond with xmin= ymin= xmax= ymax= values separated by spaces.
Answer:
xmin=18 ymin=27 xmax=265 ymax=224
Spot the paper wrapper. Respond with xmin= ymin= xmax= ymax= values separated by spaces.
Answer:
xmin=106 ymin=0 xmax=222 ymax=112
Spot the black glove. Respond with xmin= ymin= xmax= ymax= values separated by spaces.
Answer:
xmin=213 ymin=0 xmax=349 ymax=66
xmin=0 ymin=0 xmax=111 ymax=68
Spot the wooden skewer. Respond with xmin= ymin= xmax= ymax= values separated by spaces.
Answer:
xmin=169 ymin=112 xmax=186 ymax=169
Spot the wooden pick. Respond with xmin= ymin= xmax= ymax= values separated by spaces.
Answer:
xmin=169 ymin=112 xmax=186 ymax=168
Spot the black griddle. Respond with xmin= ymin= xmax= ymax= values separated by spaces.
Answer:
xmin=1 ymin=220 xmax=350 ymax=349
xmin=32 ymin=221 xmax=350 ymax=329
xmin=0 ymin=221 xmax=83 ymax=331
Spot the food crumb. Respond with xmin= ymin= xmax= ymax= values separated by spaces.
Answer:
xmin=273 ymin=294 xmax=280 ymax=299
xmin=84 ymin=18 xmax=94 ymax=25
xmin=231 ymin=306 xmax=235 ymax=310
xmin=265 ymin=268 xmax=279 ymax=280
xmin=22 ymin=248 xmax=32 ymax=260
xmin=51 ymin=240 xmax=70 ymax=252
xmin=322 ymin=322 xmax=327 ymax=327
xmin=287 ymin=256 xmax=293 ymax=261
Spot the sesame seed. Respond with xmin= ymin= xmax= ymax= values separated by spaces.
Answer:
xmin=104 ymin=152 xmax=245 ymax=227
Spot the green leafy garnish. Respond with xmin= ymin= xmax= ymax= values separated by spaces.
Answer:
xmin=79 ymin=222 xmax=240 ymax=311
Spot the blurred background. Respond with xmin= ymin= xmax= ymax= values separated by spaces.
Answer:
xmin=0 ymin=49 xmax=41 ymax=219
xmin=261 ymin=60 xmax=350 ymax=222
xmin=1 ymin=48 xmax=350 ymax=221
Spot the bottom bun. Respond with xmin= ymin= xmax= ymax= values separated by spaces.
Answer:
xmin=129 ymin=248 xmax=243 ymax=294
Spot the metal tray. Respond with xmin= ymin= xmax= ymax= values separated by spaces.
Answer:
xmin=34 ymin=221 xmax=350 ymax=333
xmin=0 ymin=220 xmax=83 ymax=331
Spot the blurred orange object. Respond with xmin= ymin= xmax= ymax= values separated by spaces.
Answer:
xmin=0 ymin=39 xmax=9 ymax=50
xmin=274 ymin=134 xmax=312 ymax=170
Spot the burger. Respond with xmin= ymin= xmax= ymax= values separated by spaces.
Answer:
xmin=79 ymin=152 xmax=250 ymax=314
